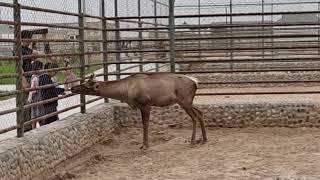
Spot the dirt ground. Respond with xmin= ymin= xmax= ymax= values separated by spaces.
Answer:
xmin=39 ymin=126 xmax=320 ymax=180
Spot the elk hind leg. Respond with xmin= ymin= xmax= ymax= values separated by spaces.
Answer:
xmin=192 ymin=106 xmax=208 ymax=143
xmin=140 ymin=106 xmax=151 ymax=149
xmin=135 ymin=95 xmax=152 ymax=149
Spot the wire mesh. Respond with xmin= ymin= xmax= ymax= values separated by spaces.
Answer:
xmin=0 ymin=0 xmax=171 ymax=138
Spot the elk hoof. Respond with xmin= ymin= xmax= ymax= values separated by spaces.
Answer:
xmin=190 ymin=140 xmax=196 ymax=147
xmin=140 ymin=144 xmax=149 ymax=150
xmin=201 ymin=139 xmax=208 ymax=144
xmin=189 ymin=143 xmax=196 ymax=148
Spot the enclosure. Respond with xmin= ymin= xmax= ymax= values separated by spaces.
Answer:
xmin=40 ymin=127 xmax=320 ymax=180
xmin=1 ymin=0 xmax=320 ymax=179
xmin=2 ymin=0 xmax=320 ymax=137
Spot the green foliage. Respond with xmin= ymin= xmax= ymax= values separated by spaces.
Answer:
xmin=0 ymin=60 xmax=103 ymax=85
xmin=0 ymin=61 xmax=16 ymax=84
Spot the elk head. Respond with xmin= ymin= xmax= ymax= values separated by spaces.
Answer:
xmin=71 ymin=74 xmax=101 ymax=96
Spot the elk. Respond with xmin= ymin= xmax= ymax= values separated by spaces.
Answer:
xmin=71 ymin=73 xmax=207 ymax=149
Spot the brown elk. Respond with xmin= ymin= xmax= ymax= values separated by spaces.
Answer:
xmin=71 ymin=73 xmax=207 ymax=149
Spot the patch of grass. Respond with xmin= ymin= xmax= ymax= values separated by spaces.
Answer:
xmin=0 ymin=61 xmax=16 ymax=84
xmin=0 ymin=78 xmax=16 ymax=85
xmin=0 ymin=95 xmax=15 ymax=101
xmin=0 ymin=61 xmax=103 ymax=85
xmin=0 ymin=63 xmax=15 ymax=73
xmin=0 ymin=91 xmax=15 ymax=101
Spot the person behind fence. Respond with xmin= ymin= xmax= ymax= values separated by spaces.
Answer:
xmin=63 ymin=59 xmax=79 ymax=90
xmin=27 ymin=61 xmax=44 ymax=129
xmin=21 ymin=31 xmax=35 ymax=86
xmin=21 ymin=31 xmax=48 ymax=85
xmin=44 ymin=49 xmax=59 ymax=87
xmin=21 ymin=31 xmax=47 ymax=132
xmin=39 ymin=63 xmax=65 ymax=125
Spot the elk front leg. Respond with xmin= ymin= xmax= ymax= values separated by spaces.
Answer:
xmin=140 ymin=106 xmax=151 ymax=149
xmin=192 ymin=106 xmax=208 ymax=143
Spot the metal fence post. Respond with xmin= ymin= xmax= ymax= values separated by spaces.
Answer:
xmin=154 ymin=0 xmax=159 ymax=72
xmin=82 ymin=0 xmax=89 ymax=68
xmin=168 ymin=0 xmax=176 ymax=73
xmin=101 ymin=0 xmax=109 ymax=103
xmin=138 ymin=0 xmax=143 ymax=72
xmin=317 ymin=2 xmax=320 ymax=56
xmin=229 ymin=0 xmax=234 ymax=71
xmin=14 ymin=1 xmax=24 ymax=137
xmin=78 ymin=0 xmax=86 ymax=113
xmin=271 ymin=3 xmax=274 ymax=56
xmin=114 ymin=0 xmax=121 ymax=80
xmin=225 ymin=6 xmax=228 ymax=57
xmin=262 ymin=0 xmax=265 ymax=58
xmin=198 ymin=0 xmax=201 ymax=61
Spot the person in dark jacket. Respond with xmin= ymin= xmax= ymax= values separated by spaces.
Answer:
xmin=21 ymin=31 xmax=49 ymax=132
xmin=21 ymin=30 xmax=47 ymax=84
xmin=39 ymin=63 xmax=65 ymax=125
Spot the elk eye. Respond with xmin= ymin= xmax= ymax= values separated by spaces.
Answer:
xmin=95 ymin=84 xmax=100 ymax=89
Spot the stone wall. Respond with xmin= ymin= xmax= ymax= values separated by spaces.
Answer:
xmin=0 ymin=104 xmax=115 ymax=180
xmin=114 ymin=102 xmax=320 ymax=128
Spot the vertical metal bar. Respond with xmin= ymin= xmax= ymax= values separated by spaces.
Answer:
xmin=317 ymin=2 xmax=320 ymax=56
xmin=101 ymin=0 xmax=109 ymax=103
xmin=138 ymin=0 xmax=143 ymax=72
xmin=271 ymin=3 xmax=274 ymax=56
xmin=198 ymin=0 xmax=201 ymax=61
xmin=154 ymin=0 xmax=159 ymax=72
xmin=168 ymin=0 xmax=176 ymax=73
xmin=210 ymin=5 xmax=215 ymax=51
xmin=225 ymin=7 xmax=228 ymax=23
xmin=262 ymin=0 xmax=265 ymax=58
xmin=78 ymin=0 xmax=86 ymax=113
xmin=229 ymin=0 xmax=234 ymax=70
xmin=82 ymin=0 xmax=88 ymax=67
xmin=114 ymin=0 xmax=121 ymax=80
xmin=225 ymin=6 xmax=228 ymax=58
xmin=14 ymin=1 xmax=24 ymax=137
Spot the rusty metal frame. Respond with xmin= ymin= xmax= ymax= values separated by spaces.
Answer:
xmin=106 ymin=34 xmax=320 ymax=42
xmin=107 ymin=22 xmax=320 ymax=31
xmin=13 ymin=1 xmax=24 ymax=137
xmin=105 ymin=10 xmax=320 ymax=20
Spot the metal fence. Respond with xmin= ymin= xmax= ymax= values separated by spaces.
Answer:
xmin=1 ymin=0 xmax=320 ymax=138
xmin=0 ymin=0 xmax=170 ymax=137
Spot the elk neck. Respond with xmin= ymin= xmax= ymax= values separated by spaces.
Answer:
xmin=98 ymin=80 xmax=128 ymax=102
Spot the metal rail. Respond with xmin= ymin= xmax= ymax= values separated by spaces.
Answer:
xmin=107 ymin=34 xmax=320 ymax=42
xmin=106 ymin=10 xmax=320 ymax=20
xmin=107 ymin=22 xmax=320 ymax=31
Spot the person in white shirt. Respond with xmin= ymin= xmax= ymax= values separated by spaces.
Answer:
xmin=27 ymin=61 xmax=44 ymax=129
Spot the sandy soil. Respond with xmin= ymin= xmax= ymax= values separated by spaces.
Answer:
xmin=40 ymin=126 xmax=320 ymax=180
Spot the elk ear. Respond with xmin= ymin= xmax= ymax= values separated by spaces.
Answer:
xmin=94 ymin=83 xmax=100 ymax=90
xmin=89 ymin=74 xmax=95 ymax=81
